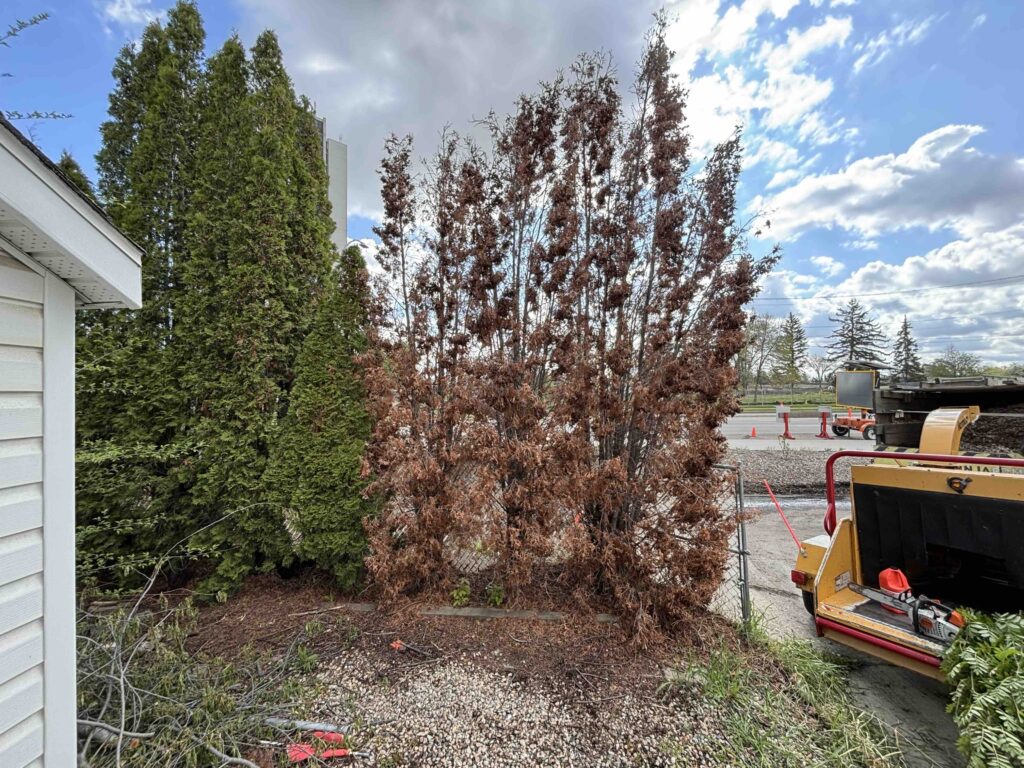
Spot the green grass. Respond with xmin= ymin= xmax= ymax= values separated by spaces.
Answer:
xmin=660 ymin=624 xmax=905 ymax=768
xmin=739 ymin=391 xmax=836 ymax=413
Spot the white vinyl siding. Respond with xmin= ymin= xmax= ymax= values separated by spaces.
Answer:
xmin=0 ymin=256 xmax=46 ymax=768
xmin=2 ymin=118 xmax=141 ymax=768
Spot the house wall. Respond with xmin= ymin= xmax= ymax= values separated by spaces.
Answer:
xmin=0 ymin=252 xmax=76 ymax=767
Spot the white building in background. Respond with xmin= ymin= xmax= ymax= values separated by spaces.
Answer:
xmin=326 ymin=138 xmax=348 ymax=252
xmin=0 ymin=115 xmax=143 ymax=767
xmin=316 ymin=116 xmax=348 ymax=253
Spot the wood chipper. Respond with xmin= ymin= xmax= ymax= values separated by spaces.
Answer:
xmin=791 ymin=406 xmax=1024 ymax=679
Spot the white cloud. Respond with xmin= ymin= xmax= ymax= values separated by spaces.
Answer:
xmin=970 ymin=14 xmax=987 ymax=31
xmin=836 ymin=225 xmax=1024 ymax=360
xmin=758 ymin=226 xmax=1024 ymax=362
xmin=664 ymin=0 xmax=801 ymax=73
xmin=663 ymin=0 xmax=728 ymax=75
xmin=237 ymin=0 xmax=860 ymax=220
xmin=754 ymin=125 xmax=1024 ymax=239
xmin=844 ymin=238 xmax=878 ymax=250
xmin=240 ymin=0 xmax=676 ymax=218
xmin=97 ymin=0 xmax=163 ymax=34
xmin=853 ymin=16 xmax=936 ymax=74
xmin=796 ymin=113 xmax=855 ymax=146
xmin=810 ymin=255 xmax=844 ymax=277
xmin=298 ymin=53 xmax=350 ymax=76
xmin=753 ymin=16 xmax=852 ymax=131
xmin=746 ymin=137 xmax=799 ymax=169
xmin=687 ymin=66 xmax=759 ymax=153
xmin=766 ymin=168 xmax=803 ymax=188
xmin=710 ymin=0 xmax=801 ymax=57
xmin=759 ymin=15 xmax=852 ymax=74
xmin=684 ymin=15 xmax=853 ymax=153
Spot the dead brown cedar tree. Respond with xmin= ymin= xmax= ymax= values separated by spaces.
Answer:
xmin=363 ymin=20 xmax=777 ymax=636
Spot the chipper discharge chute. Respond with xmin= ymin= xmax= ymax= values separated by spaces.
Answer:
xmin=790 ymin=406 xmax=1024 ymax=679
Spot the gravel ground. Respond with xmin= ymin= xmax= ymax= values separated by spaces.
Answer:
xmin=315 ymin=646 xmax=731 ymax=767
xmin=726 ymin=448 xmax=866 ymax=495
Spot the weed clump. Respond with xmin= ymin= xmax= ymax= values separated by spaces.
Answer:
xmin=660 ymin=629 xmax=904 ymax=767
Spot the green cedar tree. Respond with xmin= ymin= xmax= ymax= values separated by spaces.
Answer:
xmin=181 ymin=32 xmax=338 ymax=591
xmin=78 ymin=6 xmax=356 ymax=593
xmin=56 ymin=151 xmax=96 ymax=200
xmin=77 ymin=1 xmax=205 ymax=589
xmin=266 ymin=246 xmax=373 ymax=588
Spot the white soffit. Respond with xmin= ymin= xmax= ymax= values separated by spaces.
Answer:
xmin=0 ymin=122 xmax=142 ymax=310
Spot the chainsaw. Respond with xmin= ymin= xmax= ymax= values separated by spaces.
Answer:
xmin=849 ymin=582 xmax=965 ymax=644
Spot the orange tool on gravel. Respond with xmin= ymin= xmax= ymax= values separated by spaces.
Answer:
xmin=286 ymin=732 xmax=370 ymax=763
xmin=389 ymin=638 xmax=430 ymax=657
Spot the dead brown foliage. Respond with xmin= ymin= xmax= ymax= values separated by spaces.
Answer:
xmin=363 ymin=19 xmax=776 ymax=641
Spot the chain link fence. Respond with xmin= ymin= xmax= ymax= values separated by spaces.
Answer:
xmin=709 ymin=464 xmax=752 ymax=631
xmin=443 ymin=464 xmax=753 ymax=634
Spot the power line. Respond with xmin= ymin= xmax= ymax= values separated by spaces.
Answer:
xmin=752 ymin=273 xmax=1024 ymax=302
xmin=799 ymin=307 xmax=1024 ymax=332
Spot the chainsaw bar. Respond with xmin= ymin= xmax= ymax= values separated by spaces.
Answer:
xmin=848 ymin=583 xmax=962 ymax=644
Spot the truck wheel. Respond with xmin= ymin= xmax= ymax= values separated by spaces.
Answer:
xmin=862 ymin=425 xmax=877 ymax=441
xmin=802 ymin=590 xmax=815 ymax=616
xmin=831 ymin=425 xmax=849 ymax=437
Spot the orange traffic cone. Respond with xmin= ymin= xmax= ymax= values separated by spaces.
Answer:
xmin=750 ymin=426 xmax=757 ymax=438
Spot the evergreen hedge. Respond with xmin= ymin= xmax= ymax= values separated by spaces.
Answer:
xmin=76 ymin=1 xmax=369 ymax=594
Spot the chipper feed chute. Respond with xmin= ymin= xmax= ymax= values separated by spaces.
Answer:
xmin=790 ymin=406 xmax=1024 ymax=679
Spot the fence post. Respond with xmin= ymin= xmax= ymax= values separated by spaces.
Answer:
xmin=734 ymin=471 xmax=752 ymax=632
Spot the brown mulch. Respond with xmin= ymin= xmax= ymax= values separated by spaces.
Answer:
xmin=186 ymin=571 xmax=735 ymax=690
xmin=962 ymin=405 xmax=1024 ymax=454
xmin=183 ymin=570 xmax=348 ymax=656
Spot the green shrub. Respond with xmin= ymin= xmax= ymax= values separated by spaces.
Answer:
xmin=943 ymin=611 xmax=1024 ymax=768
xmin=485 ymin=582 xmax=505 ymax=608
xmin=451 ymin=579 xmax=471 ymax=607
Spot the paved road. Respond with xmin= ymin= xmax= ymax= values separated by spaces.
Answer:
xmin=744 ymin=494 xmax=963 ymax=768
xmin=725 ymin=411 xmax=873 ymax=451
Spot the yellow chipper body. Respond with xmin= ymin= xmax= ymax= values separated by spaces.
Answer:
xmin=791 ymin=407 xmax=1024 ymax=679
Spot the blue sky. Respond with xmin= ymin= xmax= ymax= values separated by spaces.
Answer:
xmin=4 ymin=0 xmax=1023 ymax=362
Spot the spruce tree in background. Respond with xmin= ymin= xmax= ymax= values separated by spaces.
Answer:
xmin=826 ymin=298 xmax=888 ymax=365
xmin=266 ymin=246 xmax=373 ymax=588
xmin=775 ymin=312 xmax=809 ymax=391
xmin=892 ymin=316 xmax=924 ymax=382
xmin=77 ymin=1 xmax=205 ymax=587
